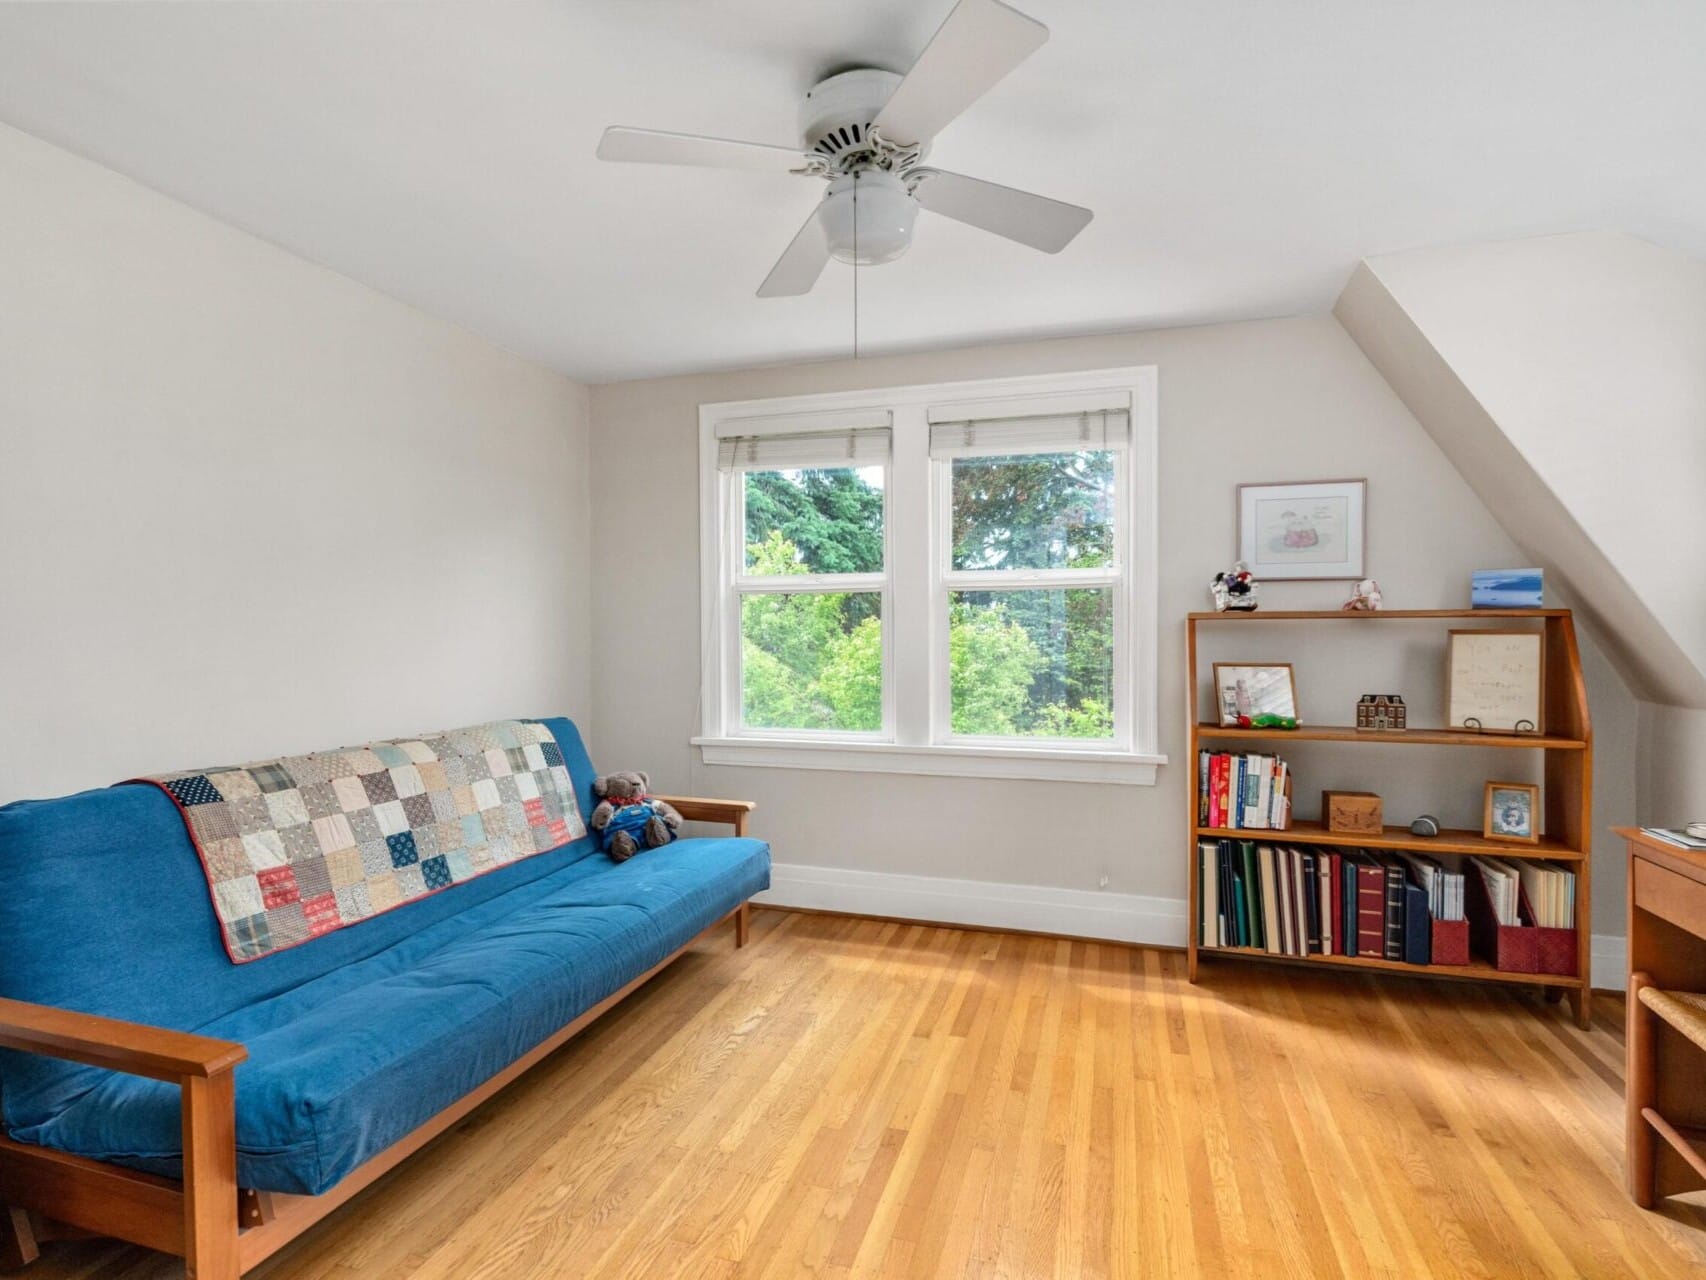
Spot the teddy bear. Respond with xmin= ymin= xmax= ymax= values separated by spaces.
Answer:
xmin=589 ymin=771 xmax=683 ymax=862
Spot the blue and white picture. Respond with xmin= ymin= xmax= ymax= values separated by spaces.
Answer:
xmin=1472 ymin=568 xmax=1544 ymax=609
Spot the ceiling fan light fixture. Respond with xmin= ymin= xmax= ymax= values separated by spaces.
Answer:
xmin=819 ymin=171 xmax=917 ymax=266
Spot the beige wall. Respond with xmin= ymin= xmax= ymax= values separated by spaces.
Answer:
xmin=1639 ymin=703 xmax=1706 ymax=825
xmin=589 ymin=315 xmax=1638 ymax=940
xmin=0 ymin=123 xmax=593 ymax=801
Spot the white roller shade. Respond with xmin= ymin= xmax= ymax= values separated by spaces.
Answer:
xmin=716 ymin=425 xmax=892 ymax=472
xmin=928 ymin=409 xmax=1130 ymax=459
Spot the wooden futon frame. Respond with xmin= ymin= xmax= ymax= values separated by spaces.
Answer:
xmin=0 ymin=797 xmax=756 ymax=1279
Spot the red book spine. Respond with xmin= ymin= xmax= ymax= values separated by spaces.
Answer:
xmin=1356 ymin=862 xmax=1385 ymax=956
xmin=1208 ymin=755 xmax=1223 ymax=828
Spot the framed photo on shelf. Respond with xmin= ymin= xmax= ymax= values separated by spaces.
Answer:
xmin=1483 ymin=781 xmax=1540 ymax=844
xmin=1212 ymin=662 xmax=1299 ymax=726
xmin=1236 ymin=478 xmax=1366 ymax=581
xmin=1447 ymin=629 xmax=1544 ymax=734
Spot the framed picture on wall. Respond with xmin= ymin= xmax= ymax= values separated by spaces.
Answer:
xmin=1236 ymin=479 xmax=1366 ymax=581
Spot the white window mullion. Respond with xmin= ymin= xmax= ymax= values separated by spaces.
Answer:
xmin=890 ymin=404 xmax=931 ymax=747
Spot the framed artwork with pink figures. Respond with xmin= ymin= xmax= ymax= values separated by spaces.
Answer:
xmin=1236 ymin=478 xmax=1366 ymax=581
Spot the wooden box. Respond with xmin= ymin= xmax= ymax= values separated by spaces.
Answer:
xmin=1322 ymin=790 xmax=1382 ymax=835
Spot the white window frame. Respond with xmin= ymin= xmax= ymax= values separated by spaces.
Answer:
xmin=695 ymin=367 xmax=1164 ymax=785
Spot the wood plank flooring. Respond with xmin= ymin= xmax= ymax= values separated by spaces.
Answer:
xmin=17 ymin=909 xmax=1706 ymax=1278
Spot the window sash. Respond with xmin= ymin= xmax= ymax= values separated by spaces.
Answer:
xmin=931 ymin=445 xmax=1132 ymax=749
xmin=724 ymin=460 xmax=893 ymax=740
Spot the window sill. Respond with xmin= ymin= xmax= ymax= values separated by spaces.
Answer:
xmin=690 ymin=736 xmax=1165 ymax=786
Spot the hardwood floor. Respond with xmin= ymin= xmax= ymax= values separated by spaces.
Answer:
xmin=15 ymin=909 xmax=1706 ymax=1278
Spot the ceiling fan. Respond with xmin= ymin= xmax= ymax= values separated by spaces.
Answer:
xmin=596 ymin=0 xmax=1093 ymax=297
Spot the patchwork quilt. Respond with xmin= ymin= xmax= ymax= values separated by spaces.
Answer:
xmin=138 ymin=720 xmax=586 ymax=963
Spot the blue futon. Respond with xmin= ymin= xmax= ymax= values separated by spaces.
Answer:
xmin=0 ymin=717 xmax=768 ymax=1207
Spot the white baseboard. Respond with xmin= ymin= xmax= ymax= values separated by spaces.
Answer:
xmin=757 ymin=861 xmax=1188 ymax=948
xmin=758 ymin=861 xmax=1630 ymax=993
xmin=1591 ymin=933 xmax=1626 ymax=995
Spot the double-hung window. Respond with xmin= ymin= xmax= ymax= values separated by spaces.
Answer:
xmin=698 ymin=368 xmax=1162 ymax=784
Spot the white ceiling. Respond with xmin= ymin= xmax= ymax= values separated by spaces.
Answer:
xmin=1 ymin=1 xmax=1702 ymax=383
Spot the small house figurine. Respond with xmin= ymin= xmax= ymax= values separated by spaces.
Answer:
xmin=1356 ymin=693 xmax=1407 ymax=731
xmin=1211 ymin=561 xmax=1259 ymax=612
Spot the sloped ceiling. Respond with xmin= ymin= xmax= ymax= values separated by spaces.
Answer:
xmin=1337 ymin=232 xmax=1706 ymax=708
xmin=0 ymin=1 xmax=1702 ymax=381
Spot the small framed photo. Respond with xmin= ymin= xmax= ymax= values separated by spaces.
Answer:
xmin=1483 ymin=781 xmax=1540 ymax=844
xmin=1471 ymin=567 xmax=1544 ymax=609
xmin=1236 ymin=478 xmax=1366 ymax=581
xmin=1213 ymin=663 xmax=1299 ymax=727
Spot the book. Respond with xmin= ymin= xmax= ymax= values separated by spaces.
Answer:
xmin=1241 ymin=842 xmax=1264 ymax=950
xmin=1353 ymin=855 xmax=1385 ymax=956
xmin=1231 ymin=850 xmax=1250 ymax=947
xmin=1380 ymin=857 xmax=1405 ymax=961
xmin=1198 ymin=752 xmax=1211 ymax=826
xmin=1640 ymin=826 xmax=1706 ymax=852
xmin=1302 ymin=852 xmax=1321 ymax=954
xmin=1199 ymin=841 xmax=1219 ymax=946
xmin=1318 ymin=853 xmax=1329 ymax=954
xmin=1341 ymin=852 xmax=1357 ymax=957
xmin=1402 ymin=878 xmax=1431 ymax=965
xmin=1259 ymin=844 xmax=1281 ymax=955
xmin=1254 ymin=759 xmax=1272 ymax=830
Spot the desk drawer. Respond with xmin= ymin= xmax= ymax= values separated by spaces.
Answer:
xmin=1635 ymin=856 xmax=1706 ymax=937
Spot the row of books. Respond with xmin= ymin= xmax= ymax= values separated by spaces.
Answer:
xmin=1197 ymin=840 xmax=1574 ymax=964
xmin=1196 ymin=751 xmax=1291 ymax=830
xmin=1476 ymin=856 xmax=1576 ymax=928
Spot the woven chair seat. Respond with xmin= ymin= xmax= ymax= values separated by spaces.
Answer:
xmin=1638 ymin=986 xmax=1706 ymax=1054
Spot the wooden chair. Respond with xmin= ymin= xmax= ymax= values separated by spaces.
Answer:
xmin=1627 ymin=971 xmax=1706 ymax=1207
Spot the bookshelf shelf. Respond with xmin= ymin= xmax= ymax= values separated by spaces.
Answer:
xmin=1186 ymin=608 xmax=1594 ymax=1027
xmin=1195 ymin=722 xmax=1587 ymax=750
xmin=1197 ymin=945 xmax=1571 ymax=988
xmin=1192 ymin=820 xmax=1586 ymax=861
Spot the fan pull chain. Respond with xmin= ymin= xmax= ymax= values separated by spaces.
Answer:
xmin=852 ymin=170 xmax=860 ymax=360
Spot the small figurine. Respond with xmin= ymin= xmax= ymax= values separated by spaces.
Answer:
xmin=1356 ymin=693 xmax=1407 ymax=731
xmin=1211 ymin=561 xmax=1259 ymax=612
xmin=1342 ymin=578 xmax=1383 ymax=611
xmin=1244 ymin=712 xmax=1299 ymax=730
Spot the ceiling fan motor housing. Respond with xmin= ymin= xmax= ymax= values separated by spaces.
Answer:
xmin=800 ymin=68 xmax=911 ymax=162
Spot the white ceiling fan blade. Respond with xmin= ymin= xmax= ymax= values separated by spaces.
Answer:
xmin=596 ymin=126 xmax=810 ymax=173
xmin=912 ymin=169 xmax=1092 ymax=253
xmin=872 ymin=0 xmax=1048 ymax=145
xmin=757 ymin=205 xmax=832 ymax=297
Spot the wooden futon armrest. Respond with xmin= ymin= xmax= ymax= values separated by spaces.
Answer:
xmin=0 ymin=995 xmax=247 ymax=1082
xmin=654 ymin=795 xmax=756 ymax=833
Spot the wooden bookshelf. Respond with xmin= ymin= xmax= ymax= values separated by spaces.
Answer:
xmin=1186 ymin=608 xmax=1593 ymax=1028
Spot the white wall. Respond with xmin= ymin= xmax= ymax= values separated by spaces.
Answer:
xmin=588 ymin=315 xmax=1638 ymax=948
xmin=0 ymin=122 xmax=593 ymax=801
xmin=1339 ymin=233 xmax=1706 ymax=708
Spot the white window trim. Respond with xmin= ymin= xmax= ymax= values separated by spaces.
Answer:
xmin=695 ymin=366 xmax=1165 ymax=786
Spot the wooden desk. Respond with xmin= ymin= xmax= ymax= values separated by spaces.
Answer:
xmin=1620 ymin=826 xmax=1706 ymax=1207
